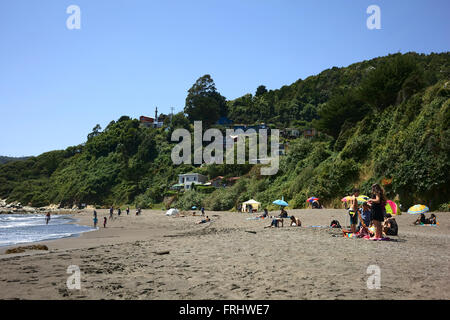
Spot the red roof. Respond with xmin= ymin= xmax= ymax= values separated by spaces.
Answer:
xmin=140 ymin=116 xmax=154 ymax=123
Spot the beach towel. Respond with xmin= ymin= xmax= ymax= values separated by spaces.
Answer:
xmin=418 ymin=223 xmax=439 ymax=226
xmin=362 ymin=235 xmax=392 ymax=241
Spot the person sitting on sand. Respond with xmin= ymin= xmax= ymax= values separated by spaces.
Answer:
xmin=279 ymin=208 xmax=288 ymax=218
xmin=427 ymin=214 xmax=437 ymax=225
xmin=413 ymin=213 xmax=427 ymax=225
xmin=358 ymin=202 xmax=372 ymax=230
xmin=257 ymin=208 xmax=269 ymax=219
xmin=290 ymin=216 xmax=301 ymax=227
xmin=383 ymin=214 xmax=398 ymax=236
xmin=265 ymin=218 xmax=284 ymax=228
xmin=197 ymin=216 xmax=210 ymax=224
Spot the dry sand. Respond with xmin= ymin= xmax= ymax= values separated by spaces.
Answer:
xmin=0 ymin=209 xmax=449 ymax=300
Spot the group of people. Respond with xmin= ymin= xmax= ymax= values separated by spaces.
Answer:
xmin=93 ymin=206 xmax=142 ymax=228
xmin=343 ymin=184 xmax=397 ymax=239
xmin=263 ymin=207 xmax=302 ymax=228
xmin=413 ymin=213 xmax=437 ymax=225
xmin=261 ymin=183 xmax=403 ymax=240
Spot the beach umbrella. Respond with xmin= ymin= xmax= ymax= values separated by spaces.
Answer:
xmin=357 ymin=196 xmax=370 ymax=204
xmin=191 ymin=206 xmax=197 ymax=210
xmin=307 ymin=197 xmax=319 ymax=203
xmin=407 ymin=204 xmax=429 ymax=215
xmin=341 ymin=195 xmax=369 ymax=204
xmin=273 ymin=199 xmax=289 ymax=207
xmin=385 ymin=200 xmax=398 ymax=215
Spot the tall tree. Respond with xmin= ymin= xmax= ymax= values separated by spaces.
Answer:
xmin=184 ymin=75 xmax=227 ymax=127
xmin=255 ymin=85 xmax=268 ymax=97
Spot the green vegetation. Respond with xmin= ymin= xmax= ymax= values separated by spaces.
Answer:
xmin=0 ymin=52 xmax=448 ymax=211
xmin=0 ymin=156 xmax=29 ymax=165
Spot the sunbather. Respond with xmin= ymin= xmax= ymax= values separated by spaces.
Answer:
xmin=426 ymin=214 xmax=437 ymax=225
xmin=413 ymin=213 xmax=427 ymax=225
xmin=290 ymin=216 xmax=301 ymax=226
xmin=197 ymin=216 xmax=210 ymax=224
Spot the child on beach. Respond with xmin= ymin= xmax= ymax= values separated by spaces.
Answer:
xmin=45 ymin=212 xmax=51 ymax=225
xmin=358 ymin=202 xmax=372 ymax=229
xmin=126 ymin=207 xmax=130 ymax=215
xmin=348 ymin=188 xmax=360 ymax=233
xmin=103 ymin=217 xmax=107 ymax=228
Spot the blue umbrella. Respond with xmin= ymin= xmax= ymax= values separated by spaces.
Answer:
xmin=191 ymin=206 xmax=197 ymax=210
xmin=273 ymin=199 xmax=288 ymax=207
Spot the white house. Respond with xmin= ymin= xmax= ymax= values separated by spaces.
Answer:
xmin=178 ymin=173 xmax=208 ymax=190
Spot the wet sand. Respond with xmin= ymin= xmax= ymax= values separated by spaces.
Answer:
xmin=0 ymin=209 xmax=449 ymax=300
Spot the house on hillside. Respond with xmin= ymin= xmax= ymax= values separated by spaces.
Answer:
xmin=303 ymin=128 xmax=317 ymax=138
xmin=209 ymin=176 xmax=241 ymax=188
xmin=283 ymin=128 xmax=300 ymax=138
xmin=178 ymin=173 xmax=208 ymax=190
xmin=139 ymin=116 xmax=154 ymax=128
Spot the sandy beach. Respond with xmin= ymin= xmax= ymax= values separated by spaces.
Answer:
xmin=0 ymin=208 xmax=449 ymax=300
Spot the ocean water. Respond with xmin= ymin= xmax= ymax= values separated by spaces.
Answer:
xmin=0 ymin=214 xmax=96 ymax=247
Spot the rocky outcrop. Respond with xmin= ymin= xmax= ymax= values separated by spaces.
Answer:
xmin=0 ymin=199 xmax=78 ymax=214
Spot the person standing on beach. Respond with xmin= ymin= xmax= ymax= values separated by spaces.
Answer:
xmin=93 ymin=216 xmax=98 ymax=228
xmin=45 ymin=212 xmax=51 ymax=225
xmin=348 ymin=188 xmax=359 ymax=233
xmin=103 ymin=217 xmax=107 ymax=228
xmin=201 ymin=207 xmax=205 ymax=216
xmin=126 ymin=207 xmax=130 ymax=215
xmin=109 ymin=206 xmax=114 ymax=219
xmin=118 ymin=208 xmax=121 ymax=216
xmin=368 ymin=184 xmax=386 ymax=239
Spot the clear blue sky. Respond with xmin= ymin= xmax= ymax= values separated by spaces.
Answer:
xmin=1 ymin=0 xmax=449 ymax=156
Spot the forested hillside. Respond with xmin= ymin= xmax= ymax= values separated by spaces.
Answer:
xmin=0 ymin=52 xmax=448 ymax=211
